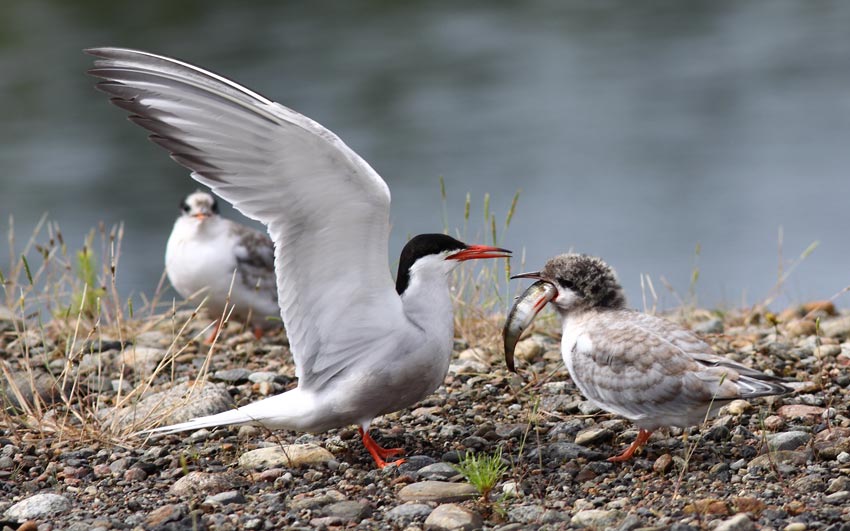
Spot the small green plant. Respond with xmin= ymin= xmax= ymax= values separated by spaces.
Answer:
xmin=452 ymin=447 xmax=508 ymax=502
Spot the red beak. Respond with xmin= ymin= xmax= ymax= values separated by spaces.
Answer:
xmin=447 ymin=245 xmax=512 ymax=261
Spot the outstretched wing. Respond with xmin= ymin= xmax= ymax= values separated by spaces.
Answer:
xmin=88 ymin=48 xmax=404 ymax=389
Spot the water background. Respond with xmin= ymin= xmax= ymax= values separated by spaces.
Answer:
xmin=2 ymin=1 xmax=849 ymax=311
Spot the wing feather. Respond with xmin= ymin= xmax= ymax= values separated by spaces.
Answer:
xmin=88 ymin=48 xmax=403 ymax=388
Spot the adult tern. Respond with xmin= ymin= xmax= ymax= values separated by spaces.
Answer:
xmin=167 ymin=190 xmax=280 ymax=342
xmin=504 ymin=253 xmax=791 ymax=462
xmin=87 ymin=48 xmax=511 ymax=467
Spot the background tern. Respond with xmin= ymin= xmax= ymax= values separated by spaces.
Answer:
xmin=504 ymin=253 xmax=792 ymax=462
xmin=87 ymin=47 xmax=511 ymax=468
xmin=167 ymin=190 xmax=280 ymax=342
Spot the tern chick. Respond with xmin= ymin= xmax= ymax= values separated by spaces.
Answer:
xmin=505 ymin=253 xmax=792 ymax=462
xmin=87 ymin=47 xmax=511 ymax=468
xmin=166 ymin=190 xmax=280 ymax=341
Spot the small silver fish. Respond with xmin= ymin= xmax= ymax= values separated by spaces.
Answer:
xmin=503 ymin=280 xmax=557 ymax=371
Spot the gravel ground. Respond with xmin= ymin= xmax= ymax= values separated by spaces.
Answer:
xmin=1 ymin=302 xmax=849 ymax=531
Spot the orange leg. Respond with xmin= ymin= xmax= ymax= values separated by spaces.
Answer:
xmin=607 ymin=429 xmax=653 ymax=463
xmin=358 ymin=427 xmax=405 ymax=468
xmin=252 ymin=325 xmax=264 ymax=340
xmin=204 ymin=320 xmax=223 ymax=345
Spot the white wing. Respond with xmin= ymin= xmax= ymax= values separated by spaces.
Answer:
xmin=88 ymin=48 xmax=404 ymax=389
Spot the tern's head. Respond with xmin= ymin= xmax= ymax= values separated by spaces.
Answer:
xmin=179 ymin=191 xmax=219 ymax=221
xmin=395 ymin=234 xmax=511 ymax=295
xmin=514 ymin=254 xmax=626 ymax=313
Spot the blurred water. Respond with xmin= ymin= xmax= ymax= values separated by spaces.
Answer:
xmin=1 ymin=0 xmax=849 ymax=310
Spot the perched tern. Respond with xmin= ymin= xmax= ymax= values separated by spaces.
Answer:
xmin=167 ymin=190 xmax=280 ymax=341
xmin=87 ymin=47 xmax=511 ymax=467
xmin=504 ymin=254 xmax=791 ymax=462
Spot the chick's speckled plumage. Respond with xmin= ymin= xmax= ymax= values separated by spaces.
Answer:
xmin=507 ymin=253 xmax=792 ymax=460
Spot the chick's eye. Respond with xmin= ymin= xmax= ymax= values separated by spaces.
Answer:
xmin=559 ymin=279 xmax=576 ymax=290
xmin=181 ymin=203 xmax=190 ymax=213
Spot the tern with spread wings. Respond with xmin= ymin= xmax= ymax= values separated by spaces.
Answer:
xmin=88 ymin=48 xmax=511 ymax=468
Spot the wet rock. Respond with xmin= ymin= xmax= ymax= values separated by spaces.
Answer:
xmin=386 ymin=503 xmax=433 ymax=525
xmin=110 ymin=381 xmax=235 ymax=428
xmin=171 ymin=471 xmax=242 ymax=497
xmin=715 ymin=513 xmax=754 ymax=531
xmin=424 ymin=503 xmax=483 ymax=531
xmin=397 ymin=481 xmax=478 ymax=503
xmin=239 ymin=444 xmax=334 ymax=469
xmin=571 ymin=509 xmax=625 ymax=528
xmin=4 ymin=493 xmax=71 ymax=520
xmin=767 ymin=431 xmax=811 ymax=451
xmin=322 ymin=500 xmax=372 ymax=521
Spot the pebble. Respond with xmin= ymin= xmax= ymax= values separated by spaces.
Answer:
xmin=767 ymin=431 xmax=811 ymax=451
xmin=4 ymin=493 xmax=71 ymax=520
xmin=653 ymin=454 xmax=674 ymax=473
xmin=212 ymin=368 xmax=251 ymax=383
xmin=203 ymin=490 xmax=246 ymax=505
xmin=513 ymin=338 xmax=544 ymax=363
xmin=397 ymin=481 xmax=479 ymax=503
xmin=248 ymin=371 xmax=278 ymax=383
xmin=784 ymin=524 xmax=807 ymax=531
xmin=776 ymin=404 xmax=825 ymax=421
xmin=575 ymin=427 xmax=613 ymax=446
xmin=724 ymin=400 xmax=751 ymax=415
xmin=322 ymin=500 xmax=373 ymax=521
xmin=417 ymin=462 xmax=460 ymax=480
xmin=785 ymin=319 xmax=816 ymax=337
xmin=145 ymin=504 xmax=186 ymax=527
xmin=821 ymin=315 xmax=850 ymax=337
xmin=424 ymin=503 xmax=483 ymax=531
xmin=715 ymin=513 xmax=754 ymax=531
xmin=111 ymin=381 xmax=235 ymax=428
xmin=507 ymin=504 xmax=546 ymax=523
xmin=824 ymin=490 xmax=850 ymax=504
xmin=238 ymin=443 xmax=334 ymax=469
xmin=123 ymin=467 xmax=147 ymax=482
xmin=171 ymin=471 xmax=241 ymax=496
xmin=748 ymin=450 xmax=810 ymax=469
xmin=386 ymin=503 xmax=433 ymax=525
xmin=120 ymin=346 xmax=166 ymax=374
xmin=694 ymin=318 xmax=724 ymax=334
xmin=571 ymin=509 xmax=624 ymax=528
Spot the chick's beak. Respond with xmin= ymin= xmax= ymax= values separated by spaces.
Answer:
xmin=447 ymin=245 xmax=512 ymax=261
xmin=510 ymin=271 xmax=543 ymax=280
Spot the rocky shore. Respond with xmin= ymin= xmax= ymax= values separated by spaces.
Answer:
xmin=1 ymin=301 xmax=849 ymax=530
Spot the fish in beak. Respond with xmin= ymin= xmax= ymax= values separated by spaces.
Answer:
xmin=503 ymin=274 xmax=557 ymax=372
